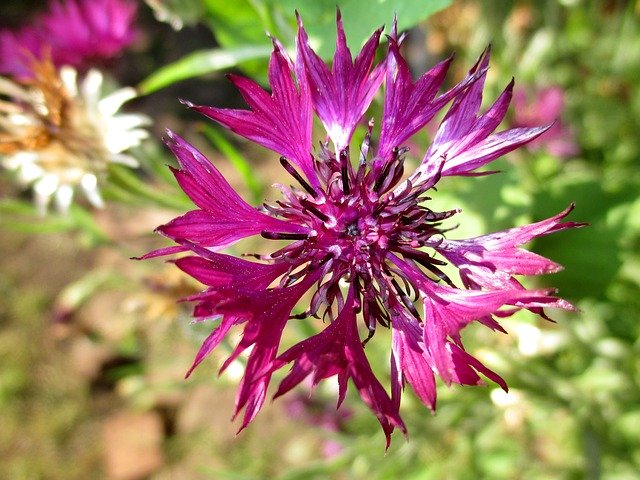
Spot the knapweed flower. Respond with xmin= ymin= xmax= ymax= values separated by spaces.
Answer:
xmin=145 ymin=14 xmax=583 ymax=446
xmin=0 ymin=56 xmax=149 ymax=213
xmin=0 ymin=0 xmax=138 ymax=79
xmin=512 ymin=85 xmax=578 ymax=158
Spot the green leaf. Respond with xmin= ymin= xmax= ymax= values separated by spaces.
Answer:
xmin=106 ymin=164 xmax=193 ymax=211
xmin=0 ymin=199 xmax=109 ymax=245
xmin=138 ymin=45 xmax=272 ymax=94
xmin=202 ymin=0 xmax=283 ymax=48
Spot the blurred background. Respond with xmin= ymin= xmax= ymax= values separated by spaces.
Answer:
xmin=1 ymin=1 xmax=639 ymax=479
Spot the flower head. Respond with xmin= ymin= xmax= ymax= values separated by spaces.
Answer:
xmin=0 ymin=56 xmax=149 ymax=213
xmin=145 ymin=13 xmax=584 ymax=446
xmin=0 ymin=0 xmax=138 ymax=79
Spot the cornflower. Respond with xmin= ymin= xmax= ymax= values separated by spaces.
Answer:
xmin=145 ymin=13 xmax=583 ymax=445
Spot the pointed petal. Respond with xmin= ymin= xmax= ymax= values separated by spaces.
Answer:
xmin=377 ymin=39 xmax=453 ymax=161
xmin=449 ymin=343 xmax=507 ymax=391
xmin=426 ymin=47 xmax=492 ymax=156
xmin=391 ymin=308 xmax=437 ymax=410
xmin=185 ymin=313 xmax=239 ymax=378
xmin=274 ymin=287 xmax=405 ymax=444
xmin=189 ymin=43 xmax=317 ymax=186
xmin=232 ymin=276 xmax=318 ymax=430
xmin=297 ymin=12 xmax=384 ymax=151
xmin=174 ymin=250 xmax=289 ymax=290
xmin=437 ymin=204 xmax=586 ymax=279
xmin=159 ymin=132 xmax=307 ymax=250
xmin=442 ymin=125 xmax=549 ymax=176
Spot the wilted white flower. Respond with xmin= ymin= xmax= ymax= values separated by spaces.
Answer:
xmin=0 ymin=56 xmax=149 ymax=213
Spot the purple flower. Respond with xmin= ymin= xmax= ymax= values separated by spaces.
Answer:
xmin=0 ymin=0 xmax=138 ymax=79
xmin=145 ymin=14 xmax=584 ymax=446
xmin=512 ymin=85 xmax=579 ymax=158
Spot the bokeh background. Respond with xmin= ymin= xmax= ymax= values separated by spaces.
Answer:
xmin=1 ymin=1 xmax=639 ymax=479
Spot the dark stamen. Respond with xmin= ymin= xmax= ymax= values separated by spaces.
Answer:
xmin=372 ymin=198 xmax=390 ymax=217
xmin=280 ymin=266 xmax=308 ymax=287
xmin=373 ymin=147 xmax=398 ymax=193
xmin=362 ymin=323 xmax=376 ymax=346
xmin=317 ymin=252 xmax=334 ymax=267
xmin=395 ymin=245 xmax=447 ymax=266
xmin=339 ymin=149 xmax=350 ymax=195
xmin=420 ymin=261 xmax=456 ymax=287
xmin=391 ymin=278 xmax=421 ymax=320
xmin=261 ymin=231 xmax=309 ymax=240
xmin=397 ymin=246 xmax=455 ymax=287
xmin=280 ymin=157 xmax=318 ymax=198
xmin=300 ymin=198 xmax=330 ymax=222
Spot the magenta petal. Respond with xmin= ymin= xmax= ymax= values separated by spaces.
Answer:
xmin=296 ymin=11 xmax=384 ymax=151
xmin=174 ymin=255 xmax=288 ymax=291
xmin=0 ymin=0 xmax=139 ymax=77
xmin=159 ymin=132 xmax=308 ymax=250
xmin=427 ymin=48 xmax=492 ymax=154
xmin=439 ymin=79 xmax=516 ymax=169
xmin=135 ymin=244 xmax=187 ymax=260
xmin=188 ymin=43 xmax=317 ymax=186
xmin=442 ymin=125 xmax=550 ymax=176
xmin=174 ymin=256 xmax=230 ymax=287
xmin=420 ymin=282 xmax=568 ymax=385
xmin=42 ymin=0 xmax=138 ymax=68
xmin=416 ymin=49 xmax=548 ymax=178
xmin=230 ymin=276 xmax=319 ymax=430
xmin=438 ymin=204 xmax=586 ymax=285
xmin=449 ymin=343 xmax=507 ymax=391
xmin=156 ymin=209 xmax=258 ymax=251
xmin=391 ymin=308 xmax=437 ymax=410
xmin=185 ymin=313 xmax=239 ymax=378
xmin=275 ymin=288 xmax=406 ymax=445
xmin=376 ymin=40 xmax=452 ymax=161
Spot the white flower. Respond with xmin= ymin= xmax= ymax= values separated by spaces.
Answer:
xmin=0 ymin=58 xmax=149 ymax=214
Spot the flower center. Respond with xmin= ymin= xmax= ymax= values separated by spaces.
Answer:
xmin=345 ymin=223 xmax=360 ymax=237
xmin=263 ymin=141 xmax=458 ymax=330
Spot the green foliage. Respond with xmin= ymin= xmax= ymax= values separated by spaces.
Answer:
xmin=0 ymin=199 xmax=109 ymax=246
xmin=273 ymin=0 xmax=452 ymax=59
xmin=138 ymin=45 xmax=272 ymax=95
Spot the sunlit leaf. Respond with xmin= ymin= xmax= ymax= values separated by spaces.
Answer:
xmin=138 ymin=45 xmax=272 ymax=94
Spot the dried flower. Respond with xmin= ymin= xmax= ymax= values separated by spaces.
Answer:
xmin=0 ymin=56 xmax=149 ymax=213
xmin=0 ymin=0 xmax=138 ymax=79
xmin=145 ymin=13 xmax=583 ymax=445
